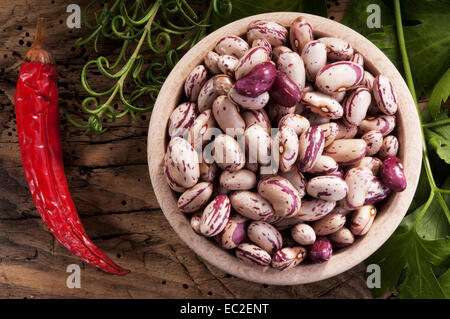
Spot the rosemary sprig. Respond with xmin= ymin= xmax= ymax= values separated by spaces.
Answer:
xmin=66 ymin=0 xmax=231 ymax=135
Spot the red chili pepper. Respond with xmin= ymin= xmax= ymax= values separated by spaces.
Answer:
xmin=14 ymin=18 xmax=129 ymax=275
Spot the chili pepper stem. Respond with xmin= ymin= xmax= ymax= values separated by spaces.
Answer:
xmin=25 ymin=18 xmax=54 ymax=65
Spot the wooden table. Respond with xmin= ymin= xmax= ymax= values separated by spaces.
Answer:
xmin=0 ymin=0 xmax=373 ymax=298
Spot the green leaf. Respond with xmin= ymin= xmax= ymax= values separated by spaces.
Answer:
xmin=424 ymin=114 xmax=450 ymax=164
xmin=402 ymin=0 xmax=450 ymax=96
xmin=366 ymin=25 xmax=402 ymax=71
xmin=428 ymin=67 xmax=450 ymax=119
xmin=209 ymin=0 xmax=327 ymax=31
xmin=438 ymin=267 xmax=450 ymax=298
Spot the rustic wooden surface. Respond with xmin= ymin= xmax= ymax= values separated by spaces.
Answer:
xmin=0 ymin=0 xmax=375 ymax=298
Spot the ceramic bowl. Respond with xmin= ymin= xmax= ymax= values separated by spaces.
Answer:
xmin=147 ymin=12 xmax=421 ymax=285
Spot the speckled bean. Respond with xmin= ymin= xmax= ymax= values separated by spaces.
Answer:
xmin=312 ymin=212 xmax=346 ymax=236
xmin=329 ymin=227 xmax=355 ymax=247
xmin=318 ymin=122 xmax=339 ymax=147
xmin=350 ymin=205 xmax=376 ymax=236
xmin=279 ymin=167 xmax=307 ymax=198
xmin=271 ymin=246 xmax=307 ymax=270
xmin=188 ymin=110 xmax=217 ymax=149
xmin=361 ymin=70 xmax=375 ymax=90
xmin=362 ymin=130 xmax=383 ymax=156
xmin=235 ymin=46 xmax=271 ymax=80
xmin=277 ymin=51 xmax=306 ymax=91
xmin=309 ymin=236 xmax=332 ymax=263
xmin=235 ymin=243 xmax=272 ymax=266
xmin=309 ymin=155 xmax=339 ymax=175
xmin=266 ymin=101 xmax=296 ymax=124
xmin=344 ymin=167 xmax=373 ymax=209
xmin=197 ymin=78 xmax=216 ymax=112
xmin=342 ymin=87 xmax=371 ymax=126
xmin=204 ymin=51 xmax=221 ymax=74
xmin=199 ymin=194 xmax=231 ymax=237
xmin=301 ymin=40 xmax=327 ymax=82
xmin=258 ymin=176 xmax=302 ymax=218
xmin=315 ymin=61 xmax=364 ymax=94
xmin=252 ymin=38 xmax=272 ymax=57
xmin=373 ymin=75 xmax=398 ymax=115
xmin=228 ymin=86 xmax=270 ymax=110
xmin=307 ymin=176 xmax=348 ymax=201
xmin=359 ymin=115 xmax=396 ymax=136
xmin=291 ymin=223 xmax=316 ymax=245
xmin=302 ymin=91 xmax=343 ymax=119
xmin=199 ymin=159 xmax=219 ymax=183
xmin=178 ymin=182 xmax=213 ymax=213
xmin=220 ymin=169 xmax=257 ymax=191
xmin=230 ymin=191 xmax=276 ymax=221
xmin=212 ymin=74 xmax=234 ymax=95
xmin=278 ymin=114 xmax=310 ymax=136
xmin=242 ymin=109 xmax=271 ymax=134
xmin=272 ymin=217 xmax=302 ymax=231
xmin=247 ymin=20 xmax=288 ymax=46
xmin=247 ymin=221 xmax=283 ymax=254
xmin=234 ymin=62 xmax=276 ymax=97
xmin=379 ymin=135 xmax=399 ymax=159
xmin=217 ymin=54 xmax=239 ymax=76
xmin=289 ymin=17 xmax=313 ymax=53
xmin=272 ymin=45 xmax=293 ymax=63
xmin=380 ymin=156 xmax=406 ymax=192
xmin=365 ymin=176 xmax=391 ymax=204
xmin=245 ymin=124 xmax=272 ymax=165
xmin=185 ymin=65 xmax=207 ymax=101
xmin=352 ymin=156 xmax=383 ymax=176
xmin=296 ymin=198 xmax=336 ymax=221
xmin=215 ymin=35 xmax=250 ymax=58
xmin=350 ymin=53 xmax=364 ymax=67
xmin=297 ymin=126 xmax=325 ymax=172
xmin=168 ymin=102 xmax=198 ymax=138
xmin=335 ymin=121 xmax=358 ymax=139
xmin=323 ymin=139 xmax=367 ymax=166
xmin=274 ymin=126 xmax=299 ymax=172
xmin=217 ymin=214 xmax=247 ymax=249
xmin=212 ymin=95 xmax=245 ymax=133
xmin=190 ymin=212 xmax=202 ymax=234
xmin=212 ymin=134 xmax=245 ymax=172
xmin=164 ymin=137 xmax=200 ymax=192
xmin=318 ymin=37 xmax=354 ymax=60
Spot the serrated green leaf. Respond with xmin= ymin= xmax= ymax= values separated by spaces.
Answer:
xmin=428 ymin=68 xmax=450 ymax=119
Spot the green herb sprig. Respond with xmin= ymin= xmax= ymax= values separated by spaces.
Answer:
xmin=65 ymin=0 xmax=232 ymax=134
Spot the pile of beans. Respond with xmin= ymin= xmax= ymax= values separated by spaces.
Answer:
xmin=164 ymin=17 xmax=407 ymax=270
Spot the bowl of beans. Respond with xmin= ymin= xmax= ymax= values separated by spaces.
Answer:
xmin=147 ymin=12 xmax=421 ymax=284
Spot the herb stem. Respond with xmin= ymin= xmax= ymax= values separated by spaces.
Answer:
xmin=422 ymin=118 xmax=450 ymax=128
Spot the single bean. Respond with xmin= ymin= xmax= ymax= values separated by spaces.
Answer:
xmin=309 ymin=236 xmax=333 ymax=263
xmin=204 ymin=51 xmax=221 ymax=74
xmin=168 ymin=102 xmax=198 ymax=138
xmin=190 ymin=212 xmax=203 ymax=234
xmin=212 ymin=95 xmax=246 ymax=133
xmin=323 ymin=139 xmax=367 ymax=166
xmin=315 ymin=61 xmax=364 ymax=95
xmin=331 ymin=91 xmax=346 ymax=103
xmin=247 ymin=20 xmax=288 ymax=46
xmin=197 ymin=78 xmax=216 ymax=112
xmin=220 ymin=169 xmax=257 ymax=191
xmin=350 ymin=205 xmax=377 ymax=236
xmin=359 ymin=115 xmax=396 ymax=136
xmin=184 ymin=65 xmax=207 ymax=102
xmin=365 ymin=176 xmax=391 ymax=204
xmin=235 ymin=243 xmax=271 ymax=266
xmin=199 ymin=159 xmax=219 ymax=183
xmin=351 ymin=156 xmax=383 ymax=176
xmin=291 ymin=223 xmax=316 ymax=245
xmin=309 ymin=155 xmax=339 ymax=175
xmin=228 ymin=86 xmax=270 ymax=110
xmin=342 ymin=87 xmax=371 ymax=126
xmin=269 ymin=71 xmax=302 ymax=107
xmin=297 ymin=126 xmax=325 ymax=172
xmin=258 ymin=176 xmax=302 ymax=218
xmin=329 ymin=227 xmax=355 ymax=247
xmin=373 ymin=75 xmax=398 ymax=115
xmin=277 ymin=51 xmax=306 ymax=91
xmin=178 ymin=182 xmax=213 ymax=213
xmin=318 ymin=122 xmax=339 ymax=147
xmin=312 ymin=212 xmax=346 ymax=236
xmin=302 ymin=91 xmax=343 ymax=119
xmin=215 ymin=35 xmax=250 ymax=58
xmin=350 ymin=53 xmax=364 ymax=67
xmin=199 ymin=194 xmax=231 ymax=237
xmin=361 ymin=70 xmax=375 ymax=90
xmin=296 ymin=198 xmax=336 ymax=221
xmin=252 ymin=38 xmax=272 ymax=58
xmin=344 ymin=167 xmax=373 ymax=209
xmin=230 ymin=191 xmax=276 ymax=221
xmin=379 ymin=135 xmax=399 ymax=159
xmin=271 ymin=246 xmax=307 ymax=270
xmin=247 ymin=221 xmax=283 ymax=254
xmin=278 ymin=167 xmax=307 ymax=198
xmin=289 ymin=17 xmax=313 ymax=54
xmin=217 ymin=54 xmax=239 ymax=76
xmin=318 ymin=37 xmax=354 ymax=61
xmin=188 ymin=110 xmax=217 ymax=149
xmin=301 ymin=40 xmax=327 ymax=82
xmin=235 ymin=46 xmax=271 ymax=80
xmin=212 ymin=74 xmax=234 ymax=95
xmin=380 ymin=156 xmax=406 ymax=192
xmin=362 ymin=130 xmax=383 ymax=156
xmin=245 ymin=124 xmax=272 ymax=166
xmin=242 ymin=109 xmax=271 ymax=134
xmin=274 ymin=126 xmax=299 ymax=172
xmin=306 ymin=176 xmax=348 ymax=201
xmin=217 ymin=214 xmax=247 ymax=249
xmin=278 ymin=114 xmax=310 ymax=136
xmin=272 ymin=45 xmax=293 ymax=63
xmin=212 ymin=134 xmax=245 ymax=172
xmin=164 ymin=137 xmax=200 ymax=192
xmin=234 ymin=62 xmax=276 ymax=97
xmin=335 ymin=121 xmax=358 ymax=139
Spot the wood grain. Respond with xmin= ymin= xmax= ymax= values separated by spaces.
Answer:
xmin=0 ymin=0 xmax=376 ymax=298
